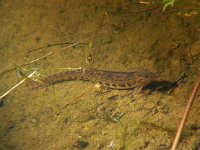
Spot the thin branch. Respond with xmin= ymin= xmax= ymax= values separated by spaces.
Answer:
xmin=171 ymin=76 xmax=200 ymax=150
xmin=27 ymin=42 xmax=89 ymax=53
xmin=136 ymin=6 xmax=162 ymax=14
xmin=0 ymin=71 xmax=37 ymax=101
xmin=28 ymin=52 xmax=53 ymax=64
xmin=0 ymin=52 xmax=52 ymax=76
xmin=60 ymin=91 xmax=86 ymax=110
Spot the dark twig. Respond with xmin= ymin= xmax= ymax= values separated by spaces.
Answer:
xmin=171 ymin=76 xmax=200 ymax=150
xmin=27 ymin=42 xmax=89 ymax=53
xmin=136 ymin=6 xmax=162 ymax=14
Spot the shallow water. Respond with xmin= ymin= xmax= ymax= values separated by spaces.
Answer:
xmin=0 ymin=0 xmax=200 ymax=149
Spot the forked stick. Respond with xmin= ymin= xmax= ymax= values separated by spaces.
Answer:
xmin=171 ymin=76 xmax=200 ymax=150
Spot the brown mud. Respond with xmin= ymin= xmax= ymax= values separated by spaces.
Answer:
xmin=0 ymin=0 xmax=200 ymax=149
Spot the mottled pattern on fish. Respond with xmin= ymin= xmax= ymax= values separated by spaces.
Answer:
xmin=27 ymin=68 xmax=159 ymax=90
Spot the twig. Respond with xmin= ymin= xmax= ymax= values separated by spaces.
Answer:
xmin=51 ymin=67 xmax=82 ymax=71
xmin=27 ymin=23 xmax=115 ymax=54
xmin=136 ymin=6 xmax=162 ymax=14
xmin=27 ymin=52 xmax=53 ymax=64
xmin=27 ymin=23 xmax=113 ymax=53
xmin=60 ymin=91 xmax=86 ymax=110
xmin=171 ymin=76 xmax=200 ymax=150
xmin=28 ymin=42 xmax=89 ymax=53
xmin=0 ymin=71 xmax=37 ymax=101
xmin=0 ymin=52 xmax=52 ymax=76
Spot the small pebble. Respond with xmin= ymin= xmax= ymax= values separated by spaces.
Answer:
xmin=108 ymin=95 xmax=119 ymax=101
xmin=73 ymin=140 xmax=89 ymax=149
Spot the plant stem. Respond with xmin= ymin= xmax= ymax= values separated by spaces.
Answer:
xmin=171 ymin=76 xmax=200 ymax=150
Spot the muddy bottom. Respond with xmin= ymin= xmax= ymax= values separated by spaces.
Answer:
xmin=0 ymin=0 xmax=200 ymax=149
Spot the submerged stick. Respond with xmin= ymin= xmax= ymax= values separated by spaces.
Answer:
xmin=171 ymin=76 xmax=200 ymax=150
xmin=0 ymin=52 xmax=52 ymax=76
xmin=28 ymin=42 xmax=89 ymax=53
xmin=0 ymin=71 xmax=37 ymax=101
